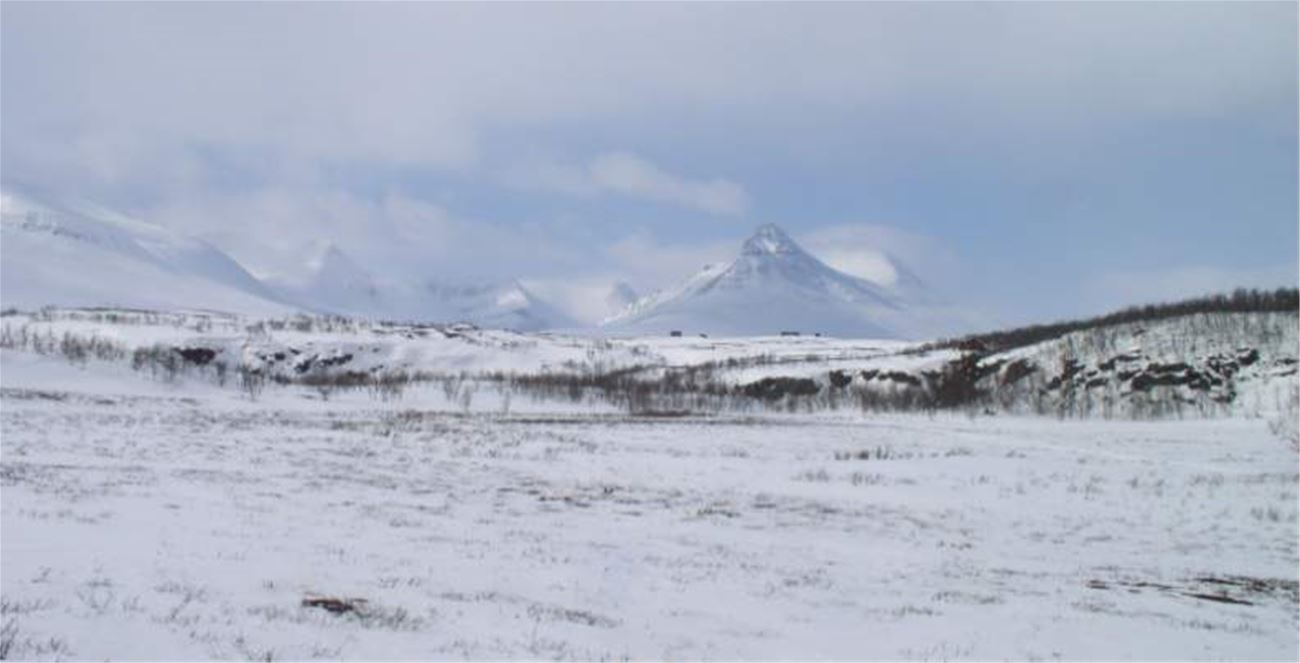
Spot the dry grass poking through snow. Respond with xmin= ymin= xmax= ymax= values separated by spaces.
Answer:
xmin=1 ymin=385 xmax=1297 ymax=659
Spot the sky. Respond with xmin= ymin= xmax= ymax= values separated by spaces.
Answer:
xmin=2 ymin=2 xmax=1296 ymax=327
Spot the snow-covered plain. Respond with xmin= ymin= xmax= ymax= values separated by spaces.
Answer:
xmin=1 ymin=312 xmax=1298 ymax=660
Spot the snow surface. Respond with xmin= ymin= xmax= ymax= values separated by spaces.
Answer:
xmin=1 ymin=310 xmax=1298 ymax=660
xmin=0 ymin=309 xmax=917 ymax=380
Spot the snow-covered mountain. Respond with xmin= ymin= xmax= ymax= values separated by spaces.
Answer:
xmin=0 ymin=192 xmax=292 ymax=315
xmin=2 ymin=192 xmax=969 ymax=336
xmin=1 ymin=192 xmax=576 ymax=330
xmin=262 ymin=242 xmax=383 ymax=316
xmin=603 ymin=224 xmax=964 ymax=339
xmin=418 ymin=280 xmax=575 ymax=332
xmin=265 ymin=242 xmax=574 ymax=331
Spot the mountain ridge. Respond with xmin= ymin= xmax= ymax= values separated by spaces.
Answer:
xmin=603 ymin=223 xmax=960 ymax=339
xmin=2 ymin=192 xmax=978 ymax=337
xmin=0 ymin=191 xmax=575 ymax=330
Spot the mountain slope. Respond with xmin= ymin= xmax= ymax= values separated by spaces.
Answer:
xmin=0 ymin=192 xmax=292 ymax=315
xmin=263 ymin=242 xmax=383 ymax=317
xmin=603 ymin=224 xmax=956 ymax=339
xmin=265 ymin=242 xmax=573 ymax=331
xmin=419 ymin=280 xmax=575 ymax=331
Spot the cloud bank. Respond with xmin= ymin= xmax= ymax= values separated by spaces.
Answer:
xmin=508 ymin=152 xmax=749 ymax=216
xmin=1 ymin=2 xmax=1294 ymax=325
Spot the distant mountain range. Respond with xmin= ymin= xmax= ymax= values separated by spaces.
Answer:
xmin=0 ymin=192 xmax=572 ymax=330
xmin=1 ymin=191 xmax=973 ymax=337
xmin=263 ymin=241 xmax=575 ymax=330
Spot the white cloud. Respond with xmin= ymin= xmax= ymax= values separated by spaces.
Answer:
xmin=604 ymin=231 xmax=735 ymax=291
xmin=139 ymin=188 xmax=588 ymax=285
xmin=817 ymin=249 xmax=899 ymax=287
xmin=1 ymin=2 xmax=1292 ymax=327
xmin=589 ymin=153 xmax=748 ymax=217
xmin=521 ymin=276 xmax=633 ymax=326
xmin=6 ymin=3 xmax=1290 ymax=203
xmin=507 ymin=152 xmax=749 ymax=217
xmin=800 ymin=224 xmax=960 ymax=289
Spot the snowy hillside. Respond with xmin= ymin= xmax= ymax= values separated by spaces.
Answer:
xmin=2 ymin=303 xmax=1292 ymax=421
xmin=825 ymin=311 xmax=1297 ymax=419
xmin=0 ymin=193 xmax=291 ymax=316
xmin=603 ymin=224 xmax=966 ymax=339
xmin=972 ymin=312 xmax=1300 ymax=417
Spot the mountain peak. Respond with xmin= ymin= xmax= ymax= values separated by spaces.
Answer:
xmin=302 ymin=242 xmax=372 ymax=286
xmin=741 ymin=223 xmax=802 ymax=257
xmin=600 ymin=220 xmax=982 ymax=338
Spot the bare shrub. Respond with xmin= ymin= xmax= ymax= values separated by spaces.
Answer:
xmin=239 ymin=367 xmax=266 ymax=401
xmin=1269 ymin=383 xmax=1300 ymax=452
xmin=0 ymin=619 xmax=17 ymax=660
xmin=927 ymin=287 xmax=1298 ymax=355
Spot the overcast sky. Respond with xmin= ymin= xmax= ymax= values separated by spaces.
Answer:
xmin=3 ymin=2 xmax=1296 ymax=325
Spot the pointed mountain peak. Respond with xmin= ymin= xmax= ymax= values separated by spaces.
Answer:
xmin=741 ymin=223 xmax=803 ymax=257
xmin=304 ymin=242 xmax=371 ymax=280
xmin=296 ymin=241 xmax=379 ymax=300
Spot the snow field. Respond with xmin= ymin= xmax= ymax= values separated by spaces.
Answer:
xmin=2 ymin=376 xmax=1296 ymax=660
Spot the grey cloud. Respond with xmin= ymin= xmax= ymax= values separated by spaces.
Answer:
xmin=143 ymin=189 xmax=588 ymax=285
xmin=1083 ymin=265 xmax=1299 ymax=315
xmin=506 ymin=152 xmax=749 ymax=216
xmin=1 ymin=1 xmax=1293 ymax=318
xmin=4 ymin=2 xmax=1292 ymax=200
